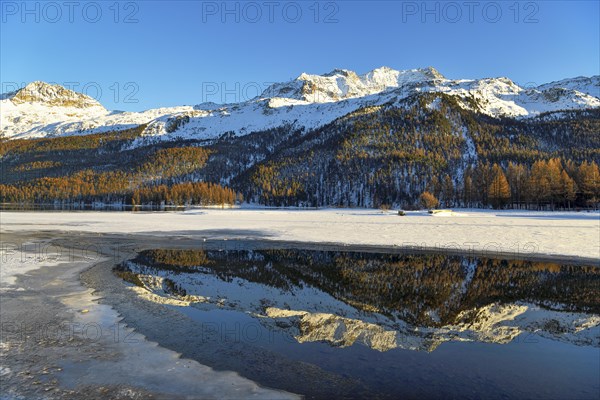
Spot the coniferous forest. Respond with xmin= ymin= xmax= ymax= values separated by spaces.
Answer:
xmin=1 ymin=94 xmax=599 ymax=209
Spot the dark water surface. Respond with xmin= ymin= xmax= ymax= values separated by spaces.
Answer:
xmin=115 ymin=248 xmax=600 ymax=399
xmin=0 ymin=203 xmax=186 ymax=212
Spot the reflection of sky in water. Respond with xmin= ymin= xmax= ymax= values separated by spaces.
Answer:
xmin=174 ymin=306 xmax=599 ymax=399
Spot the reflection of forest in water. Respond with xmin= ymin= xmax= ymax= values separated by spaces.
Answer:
xmin=117 ymin=249 xmax=600 ymax=327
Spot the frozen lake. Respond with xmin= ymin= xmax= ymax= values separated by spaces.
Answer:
xmin=1 ymin=208 xmax=599 ymax=260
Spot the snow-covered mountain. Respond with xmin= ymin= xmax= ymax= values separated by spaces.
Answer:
xmin=1 ymin=81 xmax=105 ymax=108
xmin=537 ymin=75 xmax=600 ymax=98
xmin=261 ymin=66 xmax=445 ymax=103
xmin=2 ymin=68 xmax=599 ymax=141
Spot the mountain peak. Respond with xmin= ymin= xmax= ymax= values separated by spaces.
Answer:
xmin=420 ymin=66 xmax=445 ymax=80
xmin=8 ymin=81 xmax=104 ymax=109
xmin=266 ymin=66 xmax=448 ymax=104
xmin=322 ymin=68 xmax=358 ymax=78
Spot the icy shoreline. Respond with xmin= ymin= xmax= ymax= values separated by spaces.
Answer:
xmin=0 ymin=235 xmax=299 ymax=399
xmin=1 ymin=208 xmax=599 ymax=260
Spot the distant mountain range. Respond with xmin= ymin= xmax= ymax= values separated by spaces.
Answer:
xmin=1 ymin=67 xmax=599 ymax=209
xmin=2 ymin=67 xmax=599 ymax=141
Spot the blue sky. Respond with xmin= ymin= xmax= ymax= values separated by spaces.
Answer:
xmin=1 ymin=0 xmax=598 ymax=111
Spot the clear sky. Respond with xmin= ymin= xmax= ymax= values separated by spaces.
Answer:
xmin=1 ymin=0 xmax=598 ymax=111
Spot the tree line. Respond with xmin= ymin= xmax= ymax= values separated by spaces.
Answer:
xmin=0 ymin=171 xmax=241 ymax=207
xmin=0 ymin=145 xmax=241 ymax=207
xmin=424 ymin=158 xmax=600 ymax=209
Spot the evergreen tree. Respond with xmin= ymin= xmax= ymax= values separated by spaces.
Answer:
xmin=530 ymin=160 xmax=550 ymax=208
xmin=442 ymin=174 xmax=454 ymax=207
xmin=559 ymin=169 xmax=577 ymax=209
xmin=578 ymin=161 xmax=600 ymax=208
xmin=507 ymin=162 xmax=528 ymax=209
xmin=547 ymin=158 xmax=563 ymax=209
xmin=462 ymin=173 xmax=474 ymax=208
xmin=488 ymin=164 xmax=511 ymax=209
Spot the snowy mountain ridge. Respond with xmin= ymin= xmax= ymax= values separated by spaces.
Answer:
xmin=261 ymin=66 xmax=445 ymax=103
xmin=2 ymin=81 xmax=105 ymax=109
xmin=1 ymin=67 xmax=599 ymax=142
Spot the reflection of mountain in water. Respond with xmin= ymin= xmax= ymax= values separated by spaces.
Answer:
xmin=116 ymin=249 xmax=600 ymax=352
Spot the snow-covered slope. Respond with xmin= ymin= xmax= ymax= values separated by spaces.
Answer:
xmin=0 ymin=82 xmax=192 ymax=139
xmin=2 ymin=68 xmax=599 ymax=141
xmin=537 ymin=76 xmax=600 ymax=98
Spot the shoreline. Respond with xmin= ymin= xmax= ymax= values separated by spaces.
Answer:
xmin=4 ymin=230 xmax=600 ymax=266
xmin=0 ymin=232 xmax=300 ymax=399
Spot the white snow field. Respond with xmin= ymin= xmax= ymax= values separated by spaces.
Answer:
xmin=1 ymin=208 xmax=599 ymax=260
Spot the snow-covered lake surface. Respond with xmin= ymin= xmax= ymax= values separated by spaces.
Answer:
xmin=1 ymin=208 xmax=599 ymax=259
